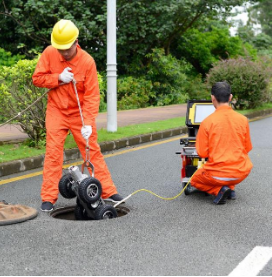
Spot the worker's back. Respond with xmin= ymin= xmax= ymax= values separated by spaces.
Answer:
xmin=196 ymin=105 xmax=253 ymax=178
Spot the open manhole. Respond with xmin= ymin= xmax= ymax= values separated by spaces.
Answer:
xmin=50 ymin=204 xmax=130 ymax=221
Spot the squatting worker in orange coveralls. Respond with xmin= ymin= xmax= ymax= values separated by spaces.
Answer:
xmin=190 ymin=81 xmax=253 ymax=205
xmin=32 ymin=19 xmax=123 ymax=212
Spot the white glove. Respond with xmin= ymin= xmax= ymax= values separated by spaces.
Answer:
xmin=81 ymin=125 xmax=92 ymax=140
xmin=59 ymin=67 xmax=74 ymax=83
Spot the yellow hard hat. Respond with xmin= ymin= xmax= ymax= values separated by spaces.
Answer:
xmin=51 ymin=19 xmax=79 ymax=49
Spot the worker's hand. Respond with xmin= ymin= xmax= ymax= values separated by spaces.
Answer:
xmin=81 ymin=125 xmax=92 ymax=140
xmin=59 ymin=67 xmax=74 ymax=83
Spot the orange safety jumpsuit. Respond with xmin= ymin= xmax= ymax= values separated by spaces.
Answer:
xmin=32 ymin=45 xmax=117 ymax=203
xmin=190 ymin=106 xmax=253 ymax=195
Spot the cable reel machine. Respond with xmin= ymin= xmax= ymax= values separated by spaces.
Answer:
xmin=177 ymin=100 xmax=215 ymax=195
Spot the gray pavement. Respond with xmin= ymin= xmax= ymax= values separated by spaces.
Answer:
xmin=1 ymin=116 xmax=272 ymax=275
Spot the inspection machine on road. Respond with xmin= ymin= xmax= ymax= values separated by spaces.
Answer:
xmin=176 ymin=100 xmax=215 ymax=195
xmin=58 ymin=148 xmax=118 ymax=221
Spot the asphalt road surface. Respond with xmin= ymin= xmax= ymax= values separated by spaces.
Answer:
xmin=1 ymin=116 xmax=272 ymax=276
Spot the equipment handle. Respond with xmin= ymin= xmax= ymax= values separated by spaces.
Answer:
xmin=72 ymin=79 xmax=95 ymax=176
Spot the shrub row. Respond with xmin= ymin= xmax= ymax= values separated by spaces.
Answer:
xmin=206 ymin=57 xmax=272 ymax=109
xmin=0 ymin=50 xmax=271 ymax=147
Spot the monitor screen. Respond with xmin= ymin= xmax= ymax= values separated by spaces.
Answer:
xmin=194 ymin=104 xmax=215 ymax=123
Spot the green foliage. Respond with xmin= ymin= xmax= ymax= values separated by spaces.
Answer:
xmin=97 ymin=72 xmax=107 ymax=112
xmin=117 ymin=0 xmax=258 ymax=74
xmin=175 ymin=26 xmax=257 ymax=75
xmin=248 ymin=0 xmax=272 ymax=37
xmin=185 ymin=75 xmax=210 ymax=100
xmin=238 ymin=26 xmax=272 ymax=58
xmin=145 ymin=48 xmax=190 ymax=106
xmin=0 ymin=56 xmax=107 ymax=147
xmin=206 ymin=57 xmax=272 ymax=109
xmin=243 ymin=0 xmax=272 ymax=61
xmin=116 ymin=49 xmax=196 ymax=108
xmin=118 ymin=49 xmax=191 ymax=108
xmin=0 ymin=0 xmax=264 ymax=116
xmin=0 ymin=0 xmax=107 ymax=69
xmin=0 ymin=48 xmax=25 ymax=67
xmin=0 ymin=0 xmax=255 ymax=73
xmin=0 ymin=57 xmax=47 ymax=147
xmin=251 ymin=34 xmax=272 ymax=59
xmin=117 ymin=76 xmax=153 ymax=110
xmin=257 ymin=48 xmax=272 ymax=59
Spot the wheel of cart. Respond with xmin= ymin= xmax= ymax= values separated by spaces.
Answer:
xmin=59 ymin=174 xmax=76 ymax=199
xmin=94 ymin=204 xmax=118 ymax=220
xmin=78 ymin=177 xmax=102 ymax=204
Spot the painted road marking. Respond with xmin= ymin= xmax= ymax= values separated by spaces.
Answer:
xmin=229 ymin=246 xmax=272 ymax=276
xmin=0 ymin=136 xmax=184 ymax=186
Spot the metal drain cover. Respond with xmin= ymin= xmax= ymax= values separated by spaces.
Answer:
xmin=0 ymin=201 xmax=38 ymax=226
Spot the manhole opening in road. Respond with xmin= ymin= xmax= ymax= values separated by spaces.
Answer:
xmin=50 ymin=205 xmax=130 ymax=221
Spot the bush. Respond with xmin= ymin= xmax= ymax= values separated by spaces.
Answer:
xmin=117 ymin=49 xmax=191 ymax=108
xmin=117 ymin=76 xmax=153 ymax=110
xmin=0 ymin=57 xmax=107 ymax=147
xmin=97 ymin=72 xmax=107 ymax=112
xmin=185 ymin=75 xmax=210 ymax=100
xmin=0 ymin=48 xmax=25 ymax=67
xmin=206 ymin=57 xmax=272 ymax=109
xmin=0 ymin=57 xmax=47 ymax=147
xmin=175 ymin=27 xmax=257 ymax=76
xmin=145 ymin=48 xmax=190 ymax=106
xmin=0 ymin=48 xmax=27 ymax=124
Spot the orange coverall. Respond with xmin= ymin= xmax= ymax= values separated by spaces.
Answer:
xmin=32 ymin=45 xmax=117 ymax=203
xmin=190 ymin=106 xmax=253 ymax=195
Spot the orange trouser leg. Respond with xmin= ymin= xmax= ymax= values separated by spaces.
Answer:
xmin=41 ymin=116 xmax=68 ymax=204
xmin=190 ymin=168 xmax=248 ymax=196
xmin=70 ymin=119 xmax=117 ymax=199
xmin=41 ymin=106 xmax=117 ymax=203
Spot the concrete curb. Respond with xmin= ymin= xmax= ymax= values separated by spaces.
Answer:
xmin=0 ymin=126 xmax=188 ymax=177
xmin=1 ymin=108 xmax=272 ymax=178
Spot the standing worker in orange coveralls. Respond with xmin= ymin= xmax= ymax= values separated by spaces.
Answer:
xmin=190 ymin=81 xmax=253 ymax=204
xmin=32 ymin=19 xmax=123 ymax=212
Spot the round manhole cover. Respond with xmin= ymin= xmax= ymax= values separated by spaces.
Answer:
xmin=0 ymin=201 xmax=38 ymax=226
xmin=50 ymin=204 xmax=129 ymax=221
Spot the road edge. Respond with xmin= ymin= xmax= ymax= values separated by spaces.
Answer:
xmin=1 ymin=108 xmax=272 ymax=178
xmin=0 ymin=127 xmax=187 ymax=177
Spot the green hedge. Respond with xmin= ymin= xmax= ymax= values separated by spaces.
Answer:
xmin=0 ymin=48 xmax=25 ymax=67
xmin=206 ymin=57 xmax=272 ymax=109
xmin=0 ymin=57 xmax=106 ymax=146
